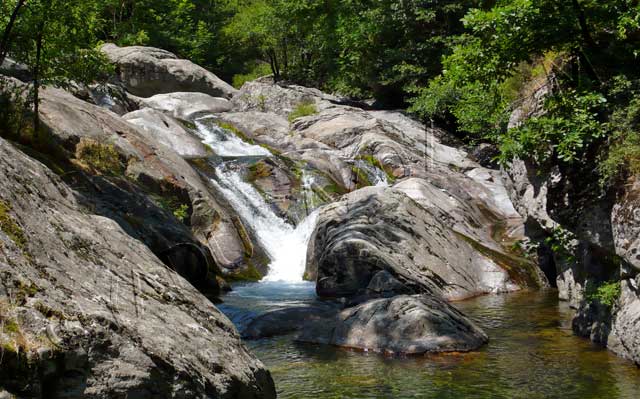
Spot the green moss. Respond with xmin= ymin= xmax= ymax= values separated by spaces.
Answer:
xmin=248 ymin=161 xmax=272 ymax=182
xmin=225 ymin=263 xmax=263 ymax=282
xmin=288 ymin=102 xmax=318 ymax=123
xmin=586 ymin=280 xmax=621 ymax=307
xmin=0 ymin=201 xmax=28 ymax=255
xmin=217 ymin=121 xmax=255 ymax=144
xmin=357 ymin=154 xmax=396 ymax=184
xmin=75 ymin=138 xmax=124 ymax=175
xmin=152 ymin=195 xmax=190 ymax=224
xmin=351 ymin=166 xmax=372 ymax=188
xmin=3 ymin=318 xmax=20 ymax=335
xmin=456 ymin=232 xmax=542 ymax=288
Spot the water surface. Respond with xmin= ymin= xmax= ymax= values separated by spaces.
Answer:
xmin=222 ymin=289 xmax=640 ymax=399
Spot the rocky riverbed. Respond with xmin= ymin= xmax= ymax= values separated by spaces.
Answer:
xmin=1 ymin=43 xmax=638 ymax=398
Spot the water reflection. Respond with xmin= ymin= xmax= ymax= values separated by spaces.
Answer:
xmin=230 ymin=290 xmax=640 ymax=398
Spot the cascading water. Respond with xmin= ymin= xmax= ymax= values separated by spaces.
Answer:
xmin=194 ymin=117 xmax=271 ymax=158
xmin=194 ymin=117 xmax=318 ymax=282
xmin=209 ymin=163 xmax=319 ymax=282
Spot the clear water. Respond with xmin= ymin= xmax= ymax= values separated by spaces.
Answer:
xmin=222 ymin=290 xmax=640 ymax=398
xmin=196 ymin=113 xmax=640 ymax=398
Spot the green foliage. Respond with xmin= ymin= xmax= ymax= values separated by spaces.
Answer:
xmin=586 ymin=280 xmax=621 ymax=307
xmin=288 ymin=102 xmax=317 ymax=122
xmin=499 ymin=91 xmax=607 ymax=164
xmin=411 ymin=0 xmax=640 ymax=173
xmin=172 ymin=204 xmax=190 ymax=223
xmin=232 ymin=62 xmax=272 ymax=89
xmin=600 ymin=95 xmax=640 ymax=182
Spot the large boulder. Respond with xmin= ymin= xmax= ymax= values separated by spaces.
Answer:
xmin=306 ymin=186 xmax=538 ymax=301
xmin=100 ymin=44 xmax=237 ymax=99
xmin=134 ymin=92 xmax=233 ymax=121
xmin=0 ymin=138 xmax=276 ymax=398
xmin=297 ymin=295 xmax=488 ymax=355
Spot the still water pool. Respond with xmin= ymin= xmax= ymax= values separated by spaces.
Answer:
xmin=221 ymin=285 xmax=640 ymax=398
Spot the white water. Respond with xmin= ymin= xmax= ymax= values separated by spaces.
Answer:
xmin=194 ymin=117 xmax=271 ymax=158
xmin=211 ymin=165 xmax=319 ymax=282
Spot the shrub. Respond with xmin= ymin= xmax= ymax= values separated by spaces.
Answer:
xmin=587 ymin=280 xmax=621 ymax=307
xmin=288 ymin=102 xmax=317 ymax=123
xmin=75 ymin=138 xmax=124 ymax=175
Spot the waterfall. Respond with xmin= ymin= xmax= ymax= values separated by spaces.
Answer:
xmin=194 ymin=117 xmax=271 ymax=158
xmin=210 ymin=165 xmax=318 ymax=282
xmin=195 ymin=117 xmax=318 ymax=282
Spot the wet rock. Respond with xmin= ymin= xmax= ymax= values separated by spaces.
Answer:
xmin=134 ymin=92 xmax=233 ymax=121
xmin=0 ymin=138 xmax=276 ymax=398
xmin=123 ymin=108 xmax=209 ymax=158
xmin=242 ymin=305 xmax=339 ymax=339
xmin=100 ymin=43 xmax=237 ymax=99
xmin=366 ymin=270 xmax=412 ymax=297
xmin=297 ymin=295 xmax=488 ymax=354
xmin=611 ymin=176 xmax=640 ymax=272
xmin=306 ymin=186 xmax=530 ymax=301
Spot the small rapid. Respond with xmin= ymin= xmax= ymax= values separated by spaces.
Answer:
xmin=195 ymin=117 xmax=319 ymax=282
xmin=210 ymin=164 xmax=319 ymax=282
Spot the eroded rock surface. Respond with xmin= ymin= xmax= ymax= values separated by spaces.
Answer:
xmin=306 ymin=187 xmax=535 ymax=301
xmin=0 ymin=138 xmax=276 ymax=398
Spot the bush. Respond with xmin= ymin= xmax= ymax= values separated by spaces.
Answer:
xmin=75 ymin=138 xmax=124 ymax=175
xmin=587 ymin=280 xmax=621 ymax=307
xmin=232 ymin=62 xmax=272 ymax=89
xmin=288 ymin=102 xmax=317 ymax=123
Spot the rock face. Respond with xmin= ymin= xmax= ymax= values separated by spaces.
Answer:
xmin=123 ymin=108 xmax=210 ymax=158
xmin=306 ymin=186 xmax=536 ymax=301
xmin=0 ymin=138 xmax=276 ymax=398
xmin=606 ymin=177 xmax=640 ymax=365
xmin=38 ymin=85 xmax=265 ymax=279
xmin=297 ymin=295 xmax=488 ymax=354
xmin=100 ymin=44 xmax=237 ymax=99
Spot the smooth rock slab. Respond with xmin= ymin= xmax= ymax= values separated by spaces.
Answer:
xmin=100 ymin=43 xmax=237 ymax=99
xmin=297 ymin=295 xmax=488 ymax=354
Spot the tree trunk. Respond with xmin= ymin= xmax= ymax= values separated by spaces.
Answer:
xmin=571 ymin=0 xmax=596 ymax=50
xmin=0 ymin=0 xmax=27 ymax=67
xmin=33 ymin=23 xmax=45 ymax=135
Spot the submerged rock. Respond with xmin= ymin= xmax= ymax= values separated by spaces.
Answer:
xmin=242 ymin=304 xmax=339 ymax=339
xmin=0 ymin=138 xmax=276 ymax=398
xmin=100 ymin=43 xmax=237 ymax=99
xmin=297 ymin=295 xmax=488 ymax=355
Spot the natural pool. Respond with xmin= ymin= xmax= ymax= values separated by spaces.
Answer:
xmin=220 ymin=284 xmax=640 ymax=399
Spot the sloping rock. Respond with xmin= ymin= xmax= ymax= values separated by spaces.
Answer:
xmin=38 ymin=86 xmax=265 ymax=276
xmin=123 ymin=108 xmax=209 ymax=158
xmin=233 ymin=79 xmax=339 ymax=117
xmin=306 ymin=187 xmax=533 ymax=301
xmin=297 ymin=295 xmax=488 ymax=354
xmin=100 ymin=43 xmax=237 ymax=99
xmin=611 ymin=176 xmax=640 ymax=272
xmin=134 ymin=92 xmax=233 ymax=121
xmin=0 ymin=138 xmax=276 ymax=398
